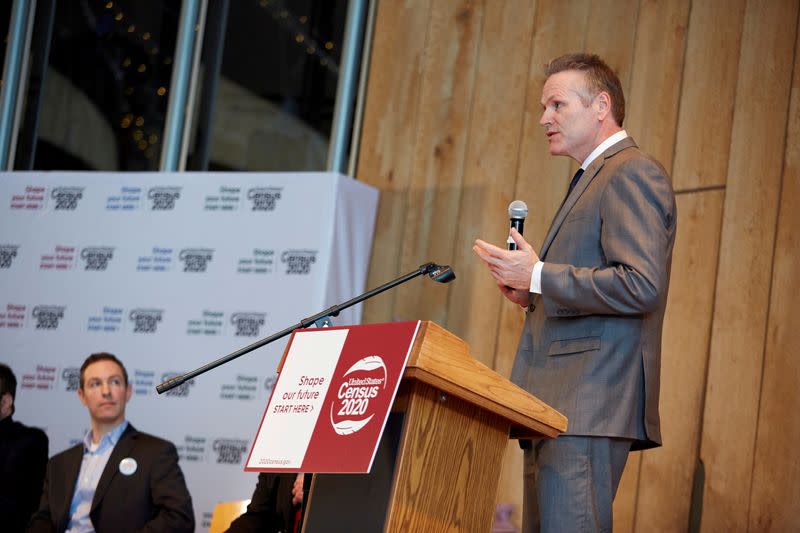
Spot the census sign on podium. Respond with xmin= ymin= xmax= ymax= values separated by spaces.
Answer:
xmin=245 ymin=321 xmax=420 ymax=473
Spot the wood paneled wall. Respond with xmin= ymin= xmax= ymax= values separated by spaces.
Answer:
xmin=354 ymin=0 xmax=800 ymax=530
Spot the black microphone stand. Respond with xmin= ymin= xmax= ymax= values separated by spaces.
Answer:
xmin=155 ymin=261 xmax=454 ymax=394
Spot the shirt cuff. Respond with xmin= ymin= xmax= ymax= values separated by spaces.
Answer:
xmin=530 ymin=261 xmax=544 ymax=294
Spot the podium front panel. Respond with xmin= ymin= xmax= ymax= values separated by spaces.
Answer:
xmin=303 ymin=412 xmax=404 ymax=532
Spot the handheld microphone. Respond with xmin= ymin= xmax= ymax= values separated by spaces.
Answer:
xmin=507 ymin=200 xmax=528 ymax=250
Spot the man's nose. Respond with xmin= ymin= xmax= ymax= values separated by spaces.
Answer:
xmin=539 ymin=109 xmax=549 ymax=126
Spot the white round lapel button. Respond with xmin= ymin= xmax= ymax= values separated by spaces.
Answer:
xmin=119 ymin=457 xmax=138 ymax=476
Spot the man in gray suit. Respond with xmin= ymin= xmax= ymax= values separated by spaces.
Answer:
xmin=474 ymin=53 xmax=676 ymax=532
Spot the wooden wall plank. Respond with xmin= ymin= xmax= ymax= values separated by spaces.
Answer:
xmin=631 ymin=0 xmax=743 ymax=529
xmin=699 ymin=0 xmax=799 ymax=530
xmin=584 ymin=0 xmax=639 ymax=97
xmin=490 ymin=0 xmax=592 ymax=374
xmin=634 ymin=190 xmax=725 ymax=531
xmin=671 ymin=0 xmax=746 ymax=191
xmin=613 ymin=454 xmax=641 ymax=533
xmin=469 ymin=0 xmax=543 ymax=371
xmin=625 ymin=0 xmax=690 ymax=173
xmin=508 ymin=0 xmax=590 ymax=255
xmin=356 ymin=0 xmax=432 ymax=324
xmin=609 ymin=2 xmax=690 ymax=530
xmin=446 ymin=0 xmax=538 ymax=366
xmin=748 ymin=17 xmax=800 ymax=531
xmin=494 ymin=441 xmax=525 ymax=531
xmin=391 ymin=0 xmax=483 ymax=325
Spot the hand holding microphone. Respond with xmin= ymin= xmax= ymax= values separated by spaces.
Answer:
xmin=507 ymin=200 xmax=528 ymax=250
xmin=472 ymin=199 xmax=538 ymax=293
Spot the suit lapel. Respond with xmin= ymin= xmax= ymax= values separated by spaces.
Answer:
xmin=91 ymin=424 xmax=138 ymax=513
xmin=56 ymin=444 xmax=85 ymax=527
xmin=540 ymin=137 xmax=637 ymax=259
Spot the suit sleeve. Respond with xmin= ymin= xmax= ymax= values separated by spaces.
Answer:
xmin=540 ymin=158 xmax=676 ymax=316
xmin=138 ymin=441 xmax=195 ymax=533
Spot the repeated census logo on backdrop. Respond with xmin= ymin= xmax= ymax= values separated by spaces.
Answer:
xmin=130 ymin=309 xmax=163 ymax=333
xmin=81 ymin=247 xmax=114 ymax=271
xmin=32 ymin=305 xmax=66 ymax=330
xmin=61 ymin=368 xmax=80 ymax=391
xmin=148 ymin=187 xmax=181 ymax=210
xmin=179 ymin=248 xmax=214 ymax=272
xmin=247 ymin=187 xmax=282 ymax=211
xmin=231 ymin=312 xmax=266 ymax=337
xmin=329 ymin=356 xmax=387 ymax=435
xmin=0 ymin=245 xmax=19 ymax=269
xmin=51 ymin=187 xmax=84 ymax=210
xmin=212 ymin=438 xmax=249 ymax=464
xmin=281 ymin=250 xmax=317 ymax=274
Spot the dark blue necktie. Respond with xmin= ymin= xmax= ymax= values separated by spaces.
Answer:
xmin=567 ymin=168 xmax=584 ymax=197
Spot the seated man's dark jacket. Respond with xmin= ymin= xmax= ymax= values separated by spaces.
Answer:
xmin=226 ymin=473 xmax=296 ymax=533
xmin=27 ymin=423 xmax=194 ymax=533
xmin=0 ymin=415 xmax=49 ymax=532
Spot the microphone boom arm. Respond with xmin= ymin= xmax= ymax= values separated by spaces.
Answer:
xmin=155 ymin=262 xmax=454 ymax=394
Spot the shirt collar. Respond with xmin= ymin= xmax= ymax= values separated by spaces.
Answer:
xmin=580 ymin=129 xmax=628 ymax=170
xmin=83 ymin=420 xmax=128 ymax=452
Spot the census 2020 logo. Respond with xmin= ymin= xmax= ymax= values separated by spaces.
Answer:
xmin=179 ymin=248 xmax=214 ymax=272
xmin=281 ymin=250 xmax=317 ymax=275
xmin=148 ymin=187 xmax=182 ymax=210
xmin=81 ymin=247 xmax=114 ymax=271
xmin=51 ymin=187 xmax=84 ymax=210
xmin=230 ymin=312 xmax=266 ymax=337
xmin=247 ymin=187 xmax=283 ymax=211
xmin=212 ymin=438 xmax=249 ymax=464
xmin=0 ymin=245 xmax=19 ymax=269
xmin=61 ymin=367 xmax=80 ymax=391
xmin=129 ymin=309 xmax=163 ymax=333
xmin=32 ymin=305 xmax=66 ymax=330
xmin=329 ymin=356 xmax=387 ymax=436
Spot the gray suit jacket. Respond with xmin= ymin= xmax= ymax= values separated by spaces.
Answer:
xmin=511 ymin=137 xmax=676 ymax=450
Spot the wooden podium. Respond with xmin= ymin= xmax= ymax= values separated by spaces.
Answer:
xmin=302 ymin=321 xmax=567 ymax=532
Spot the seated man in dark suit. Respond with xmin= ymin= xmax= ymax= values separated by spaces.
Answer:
xmin=28 ymin=352 xmax=194 ymax=533
xmin=0 ymin=363 xmax=49 ymax=532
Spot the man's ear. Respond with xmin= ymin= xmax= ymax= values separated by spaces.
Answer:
xmin=78 ymin=387 xmax=88 ymax=407
xmin=595 ymin=91 xmax=611 ymax=121
xmin=125 ymin=383 xmax=133 ymax=402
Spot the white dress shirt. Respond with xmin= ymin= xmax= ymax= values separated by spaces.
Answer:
xmin=65 ymin=420 xmax=129 ymax=533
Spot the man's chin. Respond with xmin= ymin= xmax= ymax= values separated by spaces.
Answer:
xmin=93 ymin=411 xmax=124 ymax=424
xmin=545 ymin=140 xmax=563 ymax=155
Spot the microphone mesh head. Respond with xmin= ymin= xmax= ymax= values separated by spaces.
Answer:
xmin=508 ymin=200 xmax=528 ymax=219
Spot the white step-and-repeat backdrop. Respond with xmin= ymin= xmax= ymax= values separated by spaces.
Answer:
xmin=0 ymin=171 xmax=378 ymax=530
